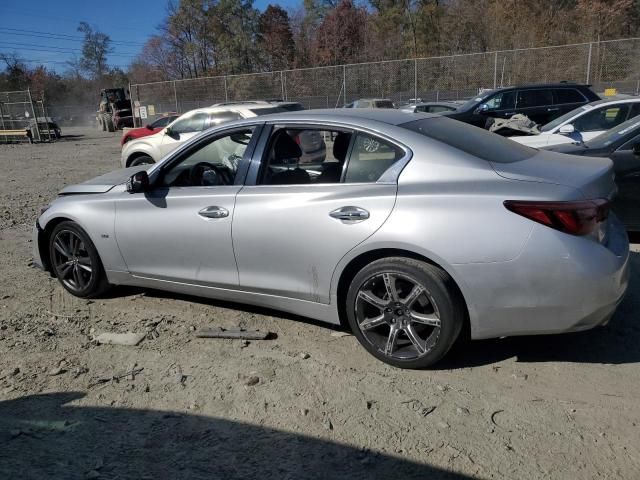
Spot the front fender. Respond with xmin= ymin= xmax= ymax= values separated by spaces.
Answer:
xmin=121 ymin=139 xmax=158 ymax=168
xmin=36 ymin=194 xmax=127 ymax=274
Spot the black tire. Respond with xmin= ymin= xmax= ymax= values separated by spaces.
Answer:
xmin=345 ymin=257 xmax=464 ymax=369
xmin=48 ymin=221 xmax=110 ymax=298
xmin=129 ymin=155 xmax=155 ymax=167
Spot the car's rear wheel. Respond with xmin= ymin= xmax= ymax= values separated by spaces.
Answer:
xmin=129 ymin=155 xmax=155 ymax=167
xmin=346 ymin=257 xmax=464 ymax=369
xmin=49 ymin=221 xmax=109 ymax=298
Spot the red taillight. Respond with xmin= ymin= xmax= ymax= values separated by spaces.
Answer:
xmin=504 ymin=199 xmax=609 ymax=236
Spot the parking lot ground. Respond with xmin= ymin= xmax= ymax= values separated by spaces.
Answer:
xmin=1 ymin=127 xmax=639 ymax=479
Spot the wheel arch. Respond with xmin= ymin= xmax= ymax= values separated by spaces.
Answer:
xmin=334 ymin=247 xmax=472 ymax=337
xmin=125 ymin=150 xmax=155 ymax=168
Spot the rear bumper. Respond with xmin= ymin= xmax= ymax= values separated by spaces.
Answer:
xmin=456 ymin=214 xmax=630 ymax=339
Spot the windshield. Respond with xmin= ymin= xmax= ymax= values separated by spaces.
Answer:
xmin=458 ymin=90 xmax=496 ymax=111
xmin=402 ymin=117 xmax=535 ymax=163
xmin=540 ymin=105 xmax=591 ymax=132
xmin=586 ymin=116 xmax=640 ymax=149
xmin=250 ymin=107 xmax=287 ymax=115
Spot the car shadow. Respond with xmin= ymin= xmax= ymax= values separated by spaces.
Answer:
xmin=0 ymin=392 xmax=472 ymax=480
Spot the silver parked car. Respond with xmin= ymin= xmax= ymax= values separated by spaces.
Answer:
xmin=33 ymin=110 xmax=630 ymax=368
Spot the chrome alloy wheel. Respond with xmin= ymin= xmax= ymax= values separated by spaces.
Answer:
xmin=355 ymin=272 xmax=441 ymax=360
xmin=51 ymin=229 xmax=93 ymax=292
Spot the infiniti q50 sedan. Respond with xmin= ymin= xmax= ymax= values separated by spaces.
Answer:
xmin=33 ymin=109 xmax=630 ymax=369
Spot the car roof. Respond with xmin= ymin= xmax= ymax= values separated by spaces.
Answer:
xmin=231 ymin=108 xmax=435 ymax=126
xmin=488 ymin=83 xmax=591 ymax=93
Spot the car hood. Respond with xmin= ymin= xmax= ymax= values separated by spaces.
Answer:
xmin=490 ymin=149 xmax=616 ymax=199
xmin=59 ymin=167 xmax=146 ymax=194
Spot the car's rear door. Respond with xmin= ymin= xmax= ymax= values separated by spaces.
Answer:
xmin=515 ymin=89 xmax=555 ymax=123
xmin=232 ymin=123 xmax=407 ymax=303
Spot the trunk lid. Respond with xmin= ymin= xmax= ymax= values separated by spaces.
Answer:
xmin=490 ymin=149 xmax=616 ymax=200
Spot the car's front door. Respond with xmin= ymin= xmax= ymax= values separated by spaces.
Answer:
xmin=114 ymin=126 xmax=259 ymax=286
xmin=232 ymin=124 xmax=405 ymax=303
xmin=158 ymin=112 xmax=211 ymax=158
xmin=515 ymin=89 xmax=555 ymax=124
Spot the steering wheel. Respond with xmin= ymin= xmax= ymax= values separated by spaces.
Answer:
xmin=189 ymin=162 xmax=232 ymax=186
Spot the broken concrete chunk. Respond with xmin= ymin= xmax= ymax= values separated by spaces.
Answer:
xmin=94 ymin=332 xmax=146 ymax=346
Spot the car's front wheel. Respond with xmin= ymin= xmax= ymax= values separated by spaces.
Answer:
xmin=48 ymin=221 xmax=110 ymax=298
xmin=346 ymin=257 xmax=464 ymax=369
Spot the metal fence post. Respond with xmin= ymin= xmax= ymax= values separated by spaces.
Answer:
xmin=26 ymin=88 xmax=40 ymax=142
xmin=414 ymin=58 xmax=418 ymax=101
xmin=128 ymin=82 xmax=136 ymax=127
xmin=224 ymin=76 xmax=228 ymax=102
xmin=343 ymin=65 xmax=347 ymax=106
xmin=280 ymin=71 xmax=285 ymax=101
xmin=493 ymin=51 xmax=498 ymax=89
xmin=173 ymin=81 xmax=179 ymax=113
xmin=586 ymin=42 xmax=593 ymax=84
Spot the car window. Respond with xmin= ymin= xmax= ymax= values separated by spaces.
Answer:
xmin=554 ymin=89 xmax=586 ymax=104
xmin=151 ymin=116 xmax=175 ymax=128
xmin=161 ymin=128 xmax=255 ymax=187
xmin=617 ymin=133 xmax=640 ymax=151
xmin=484 ymin=91 xmax=515 ymax=110
xmin=402 ymin=117 xmax=535 ymax=163
xmin=209 ymin=111 xmax=243 ymax=126
xmin=629 ymin=102 xmax=640 ymax=119
xmin=170 ymin=112 xmax=210 ymax=134
xmin=573 ymin=105 xmax=630 ymax=132
xmin=586 ymin=117 xmax=640 ymax=148
xmin=540 ymin=105 xmax=589 ymax=132
xmin=343 ymin=133 xmax=403 ymax=183
xmin=428 ymin=105 xmax=455 ymax=113
xmin=249 ymin=107 xmax=287 ymax=116
xmin=516 ymin=89 xmax=553 ymax=108
xmin=374 ymin=100 xmax=395 ymax=108
xmin=260 ymin=127 xmax=351 ymax=185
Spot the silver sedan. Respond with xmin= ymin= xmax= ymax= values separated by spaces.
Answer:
xmin=33 ymin=110 xmax=630 ymax=368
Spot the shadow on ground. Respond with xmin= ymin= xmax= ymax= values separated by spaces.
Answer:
xmin=0 ymin=392 xmax=472 ymax=480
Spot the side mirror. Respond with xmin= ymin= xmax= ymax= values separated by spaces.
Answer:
xmin=633 ymin=143 xmax=640 ymax=155
xmin=126 ymin=171 xmax=150 ymax=194
xmin=559 ymin=124 xmax=575 ymax=135
xmin=475 ymin=103 xmax=489 ymax=114
xmin=165 ymin=126 xmax=177 ymax=138
xmin=145 ymin=124 xmax=153 ymax=130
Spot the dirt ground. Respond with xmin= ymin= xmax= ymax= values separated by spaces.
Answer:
xmin=0 ymin=127 xmax=639 ymax=480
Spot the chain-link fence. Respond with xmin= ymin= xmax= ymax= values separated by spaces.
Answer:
xmin=130 ymin=38 xmax=640 ymax=125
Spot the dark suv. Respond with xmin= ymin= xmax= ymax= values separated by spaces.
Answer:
xmin=442 ymin=83 xmax=600 ymax=128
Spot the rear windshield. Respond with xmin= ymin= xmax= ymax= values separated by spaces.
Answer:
xmin=277 ymin=103 xmax=304 ymax=112
xmin=401 ymin=117 xmax=536 ymax=163
xmin=250 ymin=107 xmax=287 ymax=115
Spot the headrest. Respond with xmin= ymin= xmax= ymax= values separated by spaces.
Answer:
xmin=273 ymin=132 xmax=302 ymax=159
xmin=333 ymin=132 xmax=352 ymax=162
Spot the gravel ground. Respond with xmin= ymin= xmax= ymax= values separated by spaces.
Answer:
xmin=1 ymin=127 xmax=639 ymax=480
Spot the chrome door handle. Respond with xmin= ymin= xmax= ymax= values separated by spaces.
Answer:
xmin=198 ymin=206 xmax=229 ymax=219
xmin=329 ymin=206 xmax=370 ymax=222
xmin=547 ymin=107 xmax=560 ymax=112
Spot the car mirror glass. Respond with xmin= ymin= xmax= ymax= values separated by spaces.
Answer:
xmin=126 ymin=171 xmax=150 ymax=194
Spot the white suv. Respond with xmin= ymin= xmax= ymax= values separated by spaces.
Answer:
xmin=512 ymin=97 xmax=640 ymax=148
xmin=121 ymin=103 xmax=284 ymax=168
